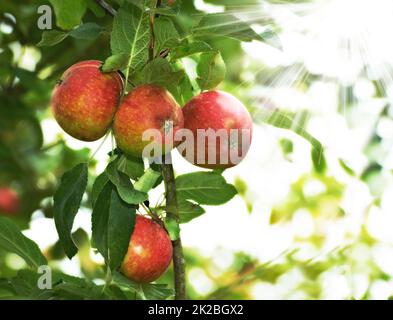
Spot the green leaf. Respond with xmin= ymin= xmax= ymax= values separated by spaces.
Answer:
xmin=118 ymin=155 xmax=145 ymax=181
xmin=69 ymin=22 xmax=105 ymax=40
xmin=192 ymin=13 xmax=263 ymax=42
xmin=134 ymin=167 xmax=162 ymax=192
xmin=112 ymin=272 xmax=174 ymax=300
xmin=7 ymin=270 xmax=107 ymax=300
xmin=106 ymin=160 xmax=148 ymax=205
xmin=55 ymin=282 xmax=104 ymax=300
xmin=312 ymin=147 xmax=327 ymax=174
xmin=37 ymin=30 xmax=69 ymax=47
xmin=172 ymin=41 xmax=213 ymax=59
xmin=257 ymin=109 xmax=324 ymax=162
xmin=132 ymin=58 xmax=184 ymax=88
xmin=0 ymin=279 xmax=14 ymax=297
xmin=0 ymin=218 xmax=47 ymax=269
xmin=234 ymin=177 xmax=253 ymax=213
xmin=86 ymin=0 xmax=106 ymax=17
xmin=0 ymin=270 xmax=55 ymax=299
xmin=142 ymin=283 xmax=175 ymax=300
xmin=112 ymin=271 xmax=140 ymax=293
xmin=91 ymin=183 xmax=111 ymax=259
xmin=196 ymin=51 xmax=226 ymax=90
xmin=102 ymin=54 xmax=131 ymax=73
xmin=52 ymin=272 xmax=107 ymax=299
xmin=92 ymin=184 xmax=136 ymax=270
xmin=49 ymin=0 xmax=88 ymax=30
xmin=104 ymin=285 xmax=129 ymax=300
xmin=38 ymin=23 xmax=104 ymax=47
xmin=279 ymin=138 xmax=294 ymax=156
xmin=154 ymin=17 xmax=180 ymax=55
xmin=361 ymin=163 xmax=382 ymax=182
xmin=110 ymin=3 xmax=150 ymax=78
xmin=54 ymin=163 xmax=88 ymax=259
xmin=177 ymin=199 xmax=206 ymax=223
xmin=107 ymin=190 xmax=136 ymax=270
xmin=91 ymin=172 xmax=109 ymax=207
xmin=259 ymin=28 xmax=282 ymax=50
xmin=176 ymin=172 xmax=237 ymax=205
xmin=153 ymin=1 xmax=181 ymax=16
xmin=339 ymin=159 xmax=356 ymax=176
xmin=170 ymin=70 xmax=196 ymax=104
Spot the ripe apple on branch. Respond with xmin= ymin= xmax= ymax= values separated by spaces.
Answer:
xmin=45 ymin=0 xmax=269 ymax=301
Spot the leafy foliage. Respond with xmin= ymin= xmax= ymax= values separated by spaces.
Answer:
xmin=154 ymin=16 xmax=180 ymax=55
xmin=0 ymin=218 xmax=47 ymax=269
xmin=105 ymin=159 xmax=147 ymax=205
xmin=176 ymin=172 xmax=238 ymax=205
xmin=134 ymin=167 xmax=162 ymax=193
xmin=177 ymin=199 xmax=206 ymax=224
xmin=49 ymin=0 xmax=88 ymax=30
xmin=38 ymin=23 xmax=105 ymax=47
xmin=2 ymin=0 xmax=367 ymax=302
xmin=0 ymin=269 xmax=136 ymax=300
xmin=53 ymin=163 xmax=88 ymax=259
xmin=196 ymin=51 xmax=226 ymax=90
xmin=109 ymin=2 xmax=150 ymax=80
xmin=112 ymin=272 xmax=174 ymax=300
xmin=118 ymin=155 xmax=145 ymax=181
xmin=102 ymin=54 xmax=131 ymax=73
xmin=192 ymin=13 xmax=266 ymax=42
xmin=131 ymin=58 xmax=185 ymax=87
xmin=92 ymin=183 xmax=136 ymax=271
xmin=172 ymin=41 xmax=213 ymax=59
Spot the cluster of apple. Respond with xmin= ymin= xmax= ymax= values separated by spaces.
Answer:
xmin=52 ymin=60 xmax=253 ymax=168
xmin=51 ymin=60 xmax=253 ymax=283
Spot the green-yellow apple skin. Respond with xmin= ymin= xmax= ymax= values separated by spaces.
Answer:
xmin=113 ymin=85 xmax=184 ymax=157
xmin=179 ymin=90 xmax=253 ymax=169
xmin=121 ymin=215 xmax=173 ymax=283
xmin=0 ymin=188 xmax=19 ymax=216
xmin=51 ymin=60 xmax=124 ymax=141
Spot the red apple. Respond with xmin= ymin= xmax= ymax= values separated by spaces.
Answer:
xmin=51 ymin=60 xmax=124 ymax=141
xmin=121 ymin=215 xmax=173 ymax=283
xmin=113 ymin=85 xmax=184 ymax=157
xmin=178 ymin=90 xmax=253 ymax=169
xmin=0 ymin=188 xmax=19 ymax=216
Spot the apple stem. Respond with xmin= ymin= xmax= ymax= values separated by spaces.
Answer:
xmin=89 ymin=130 xmax=111 ymax=163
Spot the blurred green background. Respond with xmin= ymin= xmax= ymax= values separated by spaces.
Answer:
xmin=1 ymin=0 xmax=393 ymax=299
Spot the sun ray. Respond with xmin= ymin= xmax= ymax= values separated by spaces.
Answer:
xmin=234 ymin=0 xmax=393 ymax=140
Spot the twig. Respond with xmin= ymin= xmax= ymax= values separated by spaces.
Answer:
xmin=94 ymin=0 xmax=187 ymax=300
xmin=40 ymin=139 xmax=65 ymax=152
xmin=148 ymin=1 xmax=158 ymax=61
xmin=95 ymin=0 xmax=117 ymax=17
xmin=149 ymin=0 xmax=187 ymax=300
xmin=161 ymin=155 xmax=187 ymax=300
